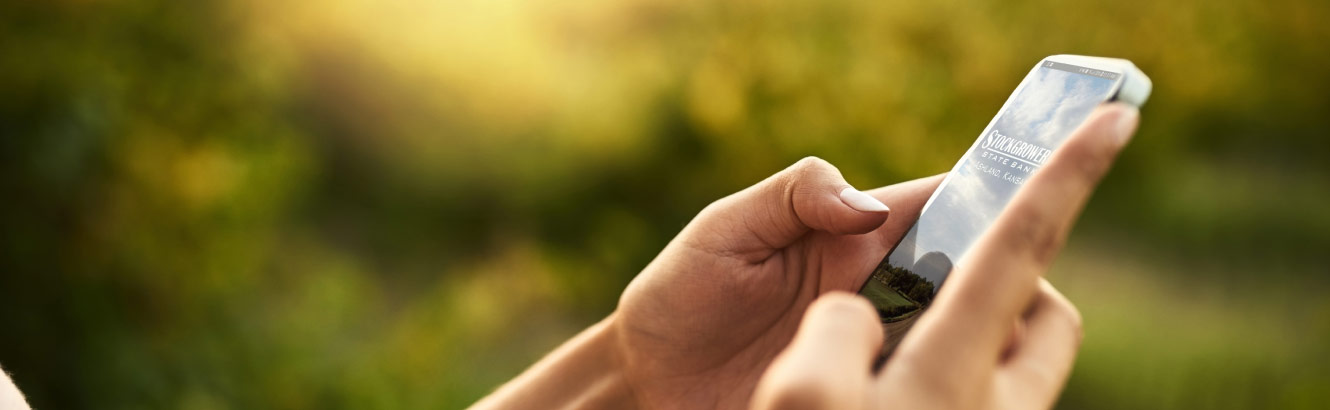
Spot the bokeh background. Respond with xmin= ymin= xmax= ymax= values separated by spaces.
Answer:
xmin=2 ymin=0 xmax=1328 ymax=408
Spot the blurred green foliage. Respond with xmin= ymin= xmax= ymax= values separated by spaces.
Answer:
xmin=2 ymin=0 xmax=1328 ymax=408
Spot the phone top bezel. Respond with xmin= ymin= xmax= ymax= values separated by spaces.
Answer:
xmin=1043 ymin=54 xmax=1152 ymax=107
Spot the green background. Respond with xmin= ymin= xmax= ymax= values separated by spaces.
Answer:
xmin=2 ymin=0 xmax=1327 ymax=408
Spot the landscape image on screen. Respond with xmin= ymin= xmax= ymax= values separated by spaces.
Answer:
xmin=861 ymin=61 xmax=1120 ymax=357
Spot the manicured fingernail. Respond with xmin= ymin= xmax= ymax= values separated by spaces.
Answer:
xmin=1114 ymin=105 xmax=1140 ymax=145
xmin=839 ymin=187 xmax=890 ymax=213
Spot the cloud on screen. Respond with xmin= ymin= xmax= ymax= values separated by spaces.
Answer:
xmin=888 ymin=66 xmax=1116 ymax=283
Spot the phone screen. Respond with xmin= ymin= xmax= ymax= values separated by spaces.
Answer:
xmin=860 ymin=60 xmax=1122 ymax=355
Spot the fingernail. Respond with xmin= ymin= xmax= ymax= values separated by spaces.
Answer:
xmin=839 ymin=187 xmax=890 ymax=213
xmin=1114 ymin=105 xmax=1140 ymax=145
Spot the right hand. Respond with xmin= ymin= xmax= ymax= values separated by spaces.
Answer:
xmin=750 ymin=103 xmax=1140 ymax=410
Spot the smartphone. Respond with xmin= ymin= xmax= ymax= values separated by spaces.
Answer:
xmin=859 ymin=55 xmax=1152 ymax=359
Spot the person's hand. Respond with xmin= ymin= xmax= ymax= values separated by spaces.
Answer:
xmin=613 ymin=159 xmax=943 ymax=408
xmin=748 ymin=104 xmax=1140 ymax=410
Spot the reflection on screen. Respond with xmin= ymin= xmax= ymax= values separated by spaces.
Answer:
xmin=860 ymin=62 xmax=1119 ymax=355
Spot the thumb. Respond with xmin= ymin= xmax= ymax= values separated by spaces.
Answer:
xmin=691 ymin=157 xmax=891 ymax=259
xmin=752 ymin=293 xmax=882 ymax=410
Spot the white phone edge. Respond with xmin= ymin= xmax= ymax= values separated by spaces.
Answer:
xmin=1044 ymin=54 xmax=1153 ymax=107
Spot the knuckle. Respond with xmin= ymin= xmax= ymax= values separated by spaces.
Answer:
xmin=1043 ymin=284 xmax=1083 ymax=328
xmin=793 ymin=156 xmax=832 ymax=172
xmin=1062 ymin=299 xmax=1084 ymax=330
xmin=1003 ymin=204 xmax=1067 ymax=266
xmin=1040 ymin=285 xmax=1084 ymax=346
xmin=1056 ymin=299 xmax=1085 ymax=346
xmin=1059 ymin=134 xmax=1117 ymax=184
xmin=787 ymin=156 xmax=836 ymax=183
xmin=693 ymin=195 xmax=731 ymax=223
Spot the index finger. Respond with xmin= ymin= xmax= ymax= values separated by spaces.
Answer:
xmin=906 ymin=103 xmax=1139 ymax=368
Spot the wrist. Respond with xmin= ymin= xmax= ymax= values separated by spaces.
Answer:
xmin=564 ymin=313 xmax=639 ymax=409
xmin=472 ymin=313 xmax=638 ymax=410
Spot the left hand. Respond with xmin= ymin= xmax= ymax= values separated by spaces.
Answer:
xmin=614 ymin=157 xmax=942 ymax=409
